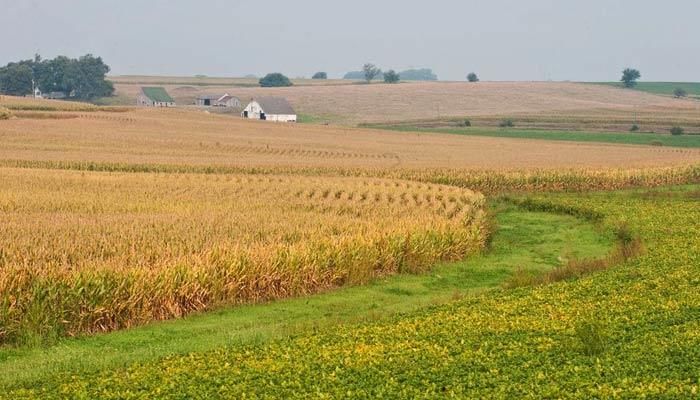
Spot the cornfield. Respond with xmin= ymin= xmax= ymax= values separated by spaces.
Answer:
xmin=0 ymin=168 xmax=487 ymax=344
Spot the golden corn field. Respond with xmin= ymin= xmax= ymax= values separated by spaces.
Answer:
xmin=0 ymin=167 xmax=487 ymax=343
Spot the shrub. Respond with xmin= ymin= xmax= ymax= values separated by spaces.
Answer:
xmin=0 ymin=106 xmax=12 ymax=120
xmin=499 ymin=119 xmax=514 ymax=128
xmin=312 ymin=72 xmax=327 ymax=80
xmin=463 ymin=119 xmax=471 ymax=127
xmin=650 ymin=140 xmax=663 ymax=147
xmin=673 ymin=88 xmax=688 ymax=98
xmin=670 ymin=126 xmax=684 ymax=136
xmin=575 ymin=318 xmax=608 ymax=356
xmin=383 ymin=70 xmax=400 ymax=84
xmin=259 ymin=73 xmax=293 ymax=87
xmin=467 ymin=72 xmax=479 ymax=82
xmin=630 ymin=124 xmax=639 ymax=132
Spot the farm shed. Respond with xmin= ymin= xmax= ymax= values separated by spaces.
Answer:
xmin=196 ymin=93 xmax=241 ymax=108
xmin=137 ymin=87 xmax=175 ymax=107
xmin=242 ymin=97 xmax=296 ymax=122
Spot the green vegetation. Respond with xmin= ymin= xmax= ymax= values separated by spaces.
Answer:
xmin=398 ymin=68 xmax=437 ymax=81
xmin=0 ymin=54 xmax=114 ymax=100
xmin=372 ymin=125 xmax=700 ymax=148
xmin=596 ymin=81 xmax=700 ymax=98
xmin=620 ymin=68 xmax=641 ymax=88
xmin=311 ymin=72 xmax=328 ymax=79
xmin=6 ymin=186 xmax=700 ymax=398
xmin=384 ymin=69 xmax=400 ymax=84
xmin=259 ymin=73 xmax=293 ymax=87
xmin=671 ymin=126 xmax=685 ymax=136
xmin=362 ymin=63 xmax=382 ymax=83
xmin=467 ymin=72 xmax=479 ymax=82
xmin=1 ymin=203 xmax=611 ymax=391
xmin=498 ymin=118 xmax=515 ymax=128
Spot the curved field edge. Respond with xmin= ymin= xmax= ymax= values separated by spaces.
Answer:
xmin=0 ymin=201 xmax=613 ymax=392
xmin=7 ymin=185 xmax=699 ymax=399
xmin=0 ymin=169 xmax=488 ymax=345
xmin=1 ymin=159 xmax=699 ymax=194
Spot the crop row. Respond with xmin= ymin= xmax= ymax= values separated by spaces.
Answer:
xmin=0 ymin=168 xmax=487 ymax=345
xmin=10 ymin=186 xmax=698 ymax=398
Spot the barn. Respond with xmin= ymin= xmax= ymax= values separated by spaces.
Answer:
xmin=242 ymin=97 xmax=297 ymax=122
xmin=137 ymin=87 xmax=175 ymax=107
xmin=196 ymin=93 xmax=241 ymax=108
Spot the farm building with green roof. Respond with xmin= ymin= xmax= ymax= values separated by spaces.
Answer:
xmin=137 ymin=87 xmax=175 ymax=107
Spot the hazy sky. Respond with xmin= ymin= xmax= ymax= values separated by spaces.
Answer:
xmin=2 ymin=0 xmax=698 ymax=81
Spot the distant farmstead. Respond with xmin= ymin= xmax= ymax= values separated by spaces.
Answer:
xmin=196 ymin=93 xmax=241 ymax=108
xmin=137 ymin=87 xmax=175 ymax=107
xmin=242 ymin=97 xmax=297 ymax=122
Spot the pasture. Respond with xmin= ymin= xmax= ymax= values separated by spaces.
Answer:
xmin=596 ymin=81 xmax=700 ymax=98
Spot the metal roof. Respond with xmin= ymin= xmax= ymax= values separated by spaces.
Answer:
xmin=141 ymin=87 xmax=174 ymax=103
xmin=254 ymin=97 xmax=295 ymax=115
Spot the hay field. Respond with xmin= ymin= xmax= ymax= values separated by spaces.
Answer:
xmin=2 ymin=106 xmax=699 ymax=170
xmin=110 ymin=80 xmax=700 ymax=125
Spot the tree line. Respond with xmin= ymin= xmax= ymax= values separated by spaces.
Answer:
xmin=0 ymin=54 xmax=114 ymax=100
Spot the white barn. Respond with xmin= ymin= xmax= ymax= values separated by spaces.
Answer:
xmin=242 ymin=97 xmax=296 ymax=122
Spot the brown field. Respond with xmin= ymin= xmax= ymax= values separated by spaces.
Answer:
xmin=110 ymin=80 xmax=700 ymax=127
xmin=1 ymin=106 xmax=699 ymax=170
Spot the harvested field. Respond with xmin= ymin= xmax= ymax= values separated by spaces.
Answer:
xmin=1 ymin=105 xmax=699 ymax=170
xmin=110 ymin=81 xmax=700 ymax=125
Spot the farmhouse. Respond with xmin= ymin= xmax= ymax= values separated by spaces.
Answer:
xmin=196 ymin=93 xmax=241 ymax=108
xmin=242 ymin=97 xmax=297 ymax=122
xmin=137 ymin=87 xmax=175 ymax=107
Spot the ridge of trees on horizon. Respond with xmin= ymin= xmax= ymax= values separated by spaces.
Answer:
xmin=0 ymin=54 xmax=114 ymax=100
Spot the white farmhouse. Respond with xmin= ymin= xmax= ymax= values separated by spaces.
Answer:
xmin=242 ymin=97 xmax=297 ymax=122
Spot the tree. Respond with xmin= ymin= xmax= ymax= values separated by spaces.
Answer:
xmin=673 ymin=88 xmax=688 ymax=98
xmin=0 ymin=63 xmax=34 ymax=96
xmin=1 ymin=54 xmax=115 ymax=100
xmin=621 ymin=68 xmax=641 ymax=88
xmin=362 ymin=63 xmax=381 ymax=83
xmin=68 ymin=55 xmax=115 ymax=100
xmin=383 ymin=70 xmax=400 ymax=84
xmin=259 ymin=73 xmax=293 ymax=87
xmin=312 ymin=72 xmax=327 ymax=79
xmin=467 ymin=72 xmax=479 ymax=82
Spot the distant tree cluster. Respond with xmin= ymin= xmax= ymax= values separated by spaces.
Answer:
xmin=398 ymin=68 xmax=437 ymax=81
xmin=259 ymin=73 xmax=293 ymax=87
xmin=467 ymin=72 xmax=479 ymax=82
xmin=0 ymin=54 xmax=114 ymax=100
xmin=312 ymin=72 xmax=327 ymax=79
xmin=344 ymin=66 xmax=439 ymax=82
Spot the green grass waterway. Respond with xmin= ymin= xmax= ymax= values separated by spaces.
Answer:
xmin=372 ymin=125 xmax=700 ymax=148
xmin=0 ymin=202 xmax=612 ymax=390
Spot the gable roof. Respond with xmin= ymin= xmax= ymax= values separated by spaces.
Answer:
xmin=218 ymin=94 xmax=239 ymax=102
xmin=255 ymin=97 xmax=295 ymax=115
xmin=142 ymin=87 xmax=174 ymax=103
